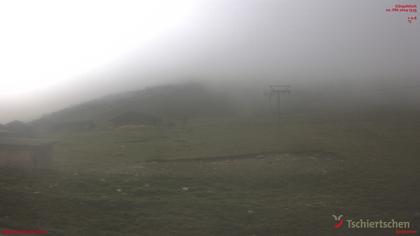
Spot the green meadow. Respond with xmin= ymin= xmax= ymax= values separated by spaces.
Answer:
xmin=0 ymin=113 xmax=419 ymax=235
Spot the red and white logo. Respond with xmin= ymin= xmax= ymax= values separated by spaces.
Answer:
xmin=332 ymin=214 xmax=344 ymax=229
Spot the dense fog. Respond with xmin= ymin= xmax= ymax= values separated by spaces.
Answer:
xmin=0 ymin=0 xmax=419 ymax=122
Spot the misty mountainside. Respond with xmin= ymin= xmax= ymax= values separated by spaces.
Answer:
xmin=31 ymin=82 xmax=233 ymax=129
xmin=27 ymin=79 xmax=420 ymax=133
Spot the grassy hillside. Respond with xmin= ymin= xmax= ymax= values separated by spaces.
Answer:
xmin=1 ymin=113 xmax=419 ymax=235
xmin=32 ymin=83 xmax=232 ymax=127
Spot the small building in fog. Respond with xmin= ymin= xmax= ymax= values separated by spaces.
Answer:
xmin=0 ymin=138 xmax=55 ymax=169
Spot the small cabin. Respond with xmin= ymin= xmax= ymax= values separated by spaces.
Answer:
xmin=0 ymin=138 xmax=55 ymax=169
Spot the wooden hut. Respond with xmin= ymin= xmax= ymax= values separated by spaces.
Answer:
xmin=0 ymin=138 xmax=55 ymax=169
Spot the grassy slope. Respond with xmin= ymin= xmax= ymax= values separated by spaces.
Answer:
xmin=0 ymin=114 xmax=419 ymax=235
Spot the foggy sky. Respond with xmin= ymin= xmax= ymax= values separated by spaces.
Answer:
xmin=0 ymin=0 xmax=419 ymax=123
